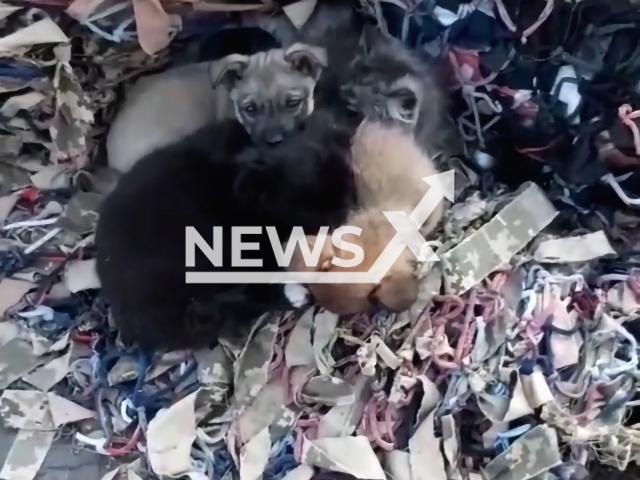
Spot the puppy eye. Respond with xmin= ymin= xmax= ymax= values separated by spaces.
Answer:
xmin=243 ymin=103 xmax=258 ymax=115
xmin=285 ymin=98 xmax=302 ymax=109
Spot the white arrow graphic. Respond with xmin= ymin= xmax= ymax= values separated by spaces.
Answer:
xmin=367 ymin=170 xmax=454 ymax=283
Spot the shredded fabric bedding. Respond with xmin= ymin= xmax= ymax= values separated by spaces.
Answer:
xmin=2 ymin=0 xmax=640 ymax=479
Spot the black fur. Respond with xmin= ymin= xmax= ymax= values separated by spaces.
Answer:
xmin=96 ymin=113 xmax=355 ymax=351
xmin=198 ymin=27 xmax=281 ymax=63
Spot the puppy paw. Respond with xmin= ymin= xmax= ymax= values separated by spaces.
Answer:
xmin=284 ymin=282 xmax=310 ymax=308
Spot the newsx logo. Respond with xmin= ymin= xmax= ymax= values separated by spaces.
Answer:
xmin=185 ymin=171 xmax=454 ymax=284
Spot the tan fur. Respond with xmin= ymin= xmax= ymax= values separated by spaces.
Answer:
xmin=289 ymin=120 xmax=443 ymax=315
xmin=350 ymin=120 xmax=442 ymax=234
xmin=107 ymin=62 xmax=222 ymax=174
xmin=290 ymin=209 xmax=418 ymax=314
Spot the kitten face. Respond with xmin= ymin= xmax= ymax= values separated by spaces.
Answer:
xmin=341 ymin=28 xmax=429 ymax=129
xmin=342 ymin=75 xmax=422 ymax=127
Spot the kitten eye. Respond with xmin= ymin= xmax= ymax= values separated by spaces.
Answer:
xmin=243 ymin=102 xmax=258 ymax=115
xmin=285 ymin=98 xmax=302 ymax=109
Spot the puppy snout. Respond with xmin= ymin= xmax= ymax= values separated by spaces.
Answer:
xmin=261 ymin=123 xmax=285 ymax=145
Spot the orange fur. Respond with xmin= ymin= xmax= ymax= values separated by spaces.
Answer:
xmin=289 ymin=120 xmax=443 ymax=315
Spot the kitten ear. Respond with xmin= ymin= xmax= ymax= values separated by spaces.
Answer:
xmin=389 ymin=75 xmax=423 ymax=124
xmin=390 ymin=87 xmax=419 ymax=114
xmin=284 ymin=43 xmax=327 ymax=81
xmin=209 ymin=54 xmax=250 ymax=90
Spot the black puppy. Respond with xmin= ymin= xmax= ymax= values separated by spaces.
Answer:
xmin=96 ymin=112 xmax=354 ymax=351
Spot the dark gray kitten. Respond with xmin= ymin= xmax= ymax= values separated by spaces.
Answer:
xmin=244 ymin=2 xmax=460 ymax=158
xmin=341 ymin=26 xmax=461 ymax=159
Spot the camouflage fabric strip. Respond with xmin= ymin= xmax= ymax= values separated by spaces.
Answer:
xmin=0 ymin=430 xmax=55 ymax=480
xmin=442 ymin=182 xmax=557 ymax=294
xmin=482 ymin=425 xmax=562 ymax=480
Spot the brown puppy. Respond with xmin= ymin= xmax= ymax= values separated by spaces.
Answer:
xmin=288 ymin=120 xmax=443 ymax=315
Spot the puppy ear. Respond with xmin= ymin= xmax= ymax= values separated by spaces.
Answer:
xmin=288 ymin=235 xmax=315 ymax=272
xmin=210 ymin=54 xmax=250 ymax=90
xmin=286 ymin=235 xmax=335 ymax=272
xmin=284 ymin=43 xmax=327 ymax=81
